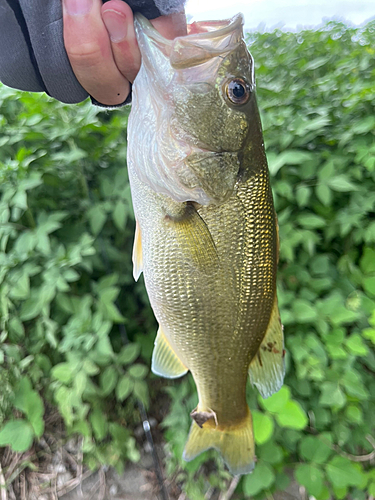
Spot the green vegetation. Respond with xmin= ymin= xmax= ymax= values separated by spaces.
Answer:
xmin=0 ymin=19 xmax=374 ymax=499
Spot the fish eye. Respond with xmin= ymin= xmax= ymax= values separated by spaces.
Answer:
xmin=226 ymin=78 xmax=251 ymax=105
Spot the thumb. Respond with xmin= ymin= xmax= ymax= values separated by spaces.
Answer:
xmin=151 ymin=11 xmax=187 ymax=39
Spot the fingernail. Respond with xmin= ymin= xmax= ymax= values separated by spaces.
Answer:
xmin=102 ymin=10 xmax=127 ymax=43
xmin=64 ymin=0 xmax=93 ymax=16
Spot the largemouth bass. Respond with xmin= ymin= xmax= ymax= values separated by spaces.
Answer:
xmin=127 ymin=13 xmax=285 ymax=475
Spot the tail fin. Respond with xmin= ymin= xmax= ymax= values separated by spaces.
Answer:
xmin=182 ymin=410 xmax=254 ymax=476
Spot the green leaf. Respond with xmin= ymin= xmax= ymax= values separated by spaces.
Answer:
xmin=296 ymin=186 xmax=311 ymax=207
xmin=0 ymin=420 xmax=34 ymax=452
xmin=316 ymin=184 xmax=332 ymax=206
xmin=260 ymin=385 xmax=290 ymax=413
xmin=360 ymin=247 xmax=375 ymax=274
xmin=19 ymin=295 xmax=43 ymax=321
xmin=63 ymin=269 xmax=80 ymax=282
xmin=51 ymin=362 xmax=76 ymax=384
xmin=116 ymin=375 xmax=134 ymax=401
xmin=82 ymin=359 xmax=100 ymax=375
xmin=302 ymin=56 xmax=329 ymax=70
xmin=99 ymin=286 xmax=120 ymax=304
xmin=36 ymin=211 xmax=66 ymax=234
xmin=8 ymin=317 xmax=25 ymax=338
xmin=363 ymin=276 xmax=375 ymax=296
xmin=327 ymin=175 xmax=358 ymax=192
xmin=335 ymin=423 xmax=350 ymax=447
xmin=298 ymin=213 xmax=326 ymax=229
xmin=299 ymin=435 xmax=332 ymax=463
xmin=95 ymin=334 xmax=114 ymax=361
xmin=11 ymin=189 xmax=28 ymax=210
xmin=319 ymin=382 xmax=346 ymax=408
xmin=128 ymin=364 xmax=148 ymax=379
xmin=275 ymin=400 xmax=308 ymax=429
xmin=369 ymin=481 xmax=375 ymax=496
xmin=18 ymin=174 xmax=43 ymax=191
xmin=295 ymin=464 xmax=324 ymax=497
xmin=73 ymin=371 xmax=87 ymax=397
xmin=55 ymin=387 xmax=74 ymax=427
xmin=133 ymin=380 xmax=149 ymax=407
xmin=90 ymin=409 xmax=108 ymax=440
xmin=252 ymin=410 xmax=274 ymax=444
xmin=112 ymin=200 xmax=127 ymax=231
xmin=269 ymin=150 xmax=313 ymax=175
xmin=258 ymin=441 xmax=283 ymax=464
xmin=14 ymin=378 xmax=44 ymax=437
xmin=9 ymin=272 xmax=30 ymax=299
xmin=345 ymin=405 xmax=362 ymax=424
xmin=341 ymin=370 xmax=369 ymax=400
xmin=292 ymin=299 xmax=318 ymax=322
xmin=118 ymin=343 xmax=140 ymax=365
xmin=351 ymin=115 xmax=375 ymax=134
xmin=88 ymin=205 xmax=107 ymax=235
xmin=363 ymin=327 xmax=375 ymax=345
xmin=243 ymin=461 xmax=275 ymax=496
xmin=274 ymin=472 xmax=291 ymax=491
xmin=326 ymin=456 xmax=365 ymax=488
xmin=100 ymin=301 xmax=126 ymax=323
xmin=100 ymin=366 xmax=118 ymax=396
xmin=332 ymin=485 xmax=348 ymax=499
xmin=345 ymin=333 xmax=369 ymax=356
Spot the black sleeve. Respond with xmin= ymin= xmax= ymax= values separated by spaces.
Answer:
xmin=0 ymin=0 xmax=186 ymax=105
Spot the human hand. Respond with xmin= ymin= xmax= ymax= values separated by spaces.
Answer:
xmin=62 ymin=0 xmax=187 ymax=106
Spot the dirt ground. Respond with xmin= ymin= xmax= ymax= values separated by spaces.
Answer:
xmin=0 ymin=414 xmax=305 ymax=500
xmin=58 ymin=465 xmax=305 ymax=500
xmin=1 ymin=439 xmax=305 ymax=500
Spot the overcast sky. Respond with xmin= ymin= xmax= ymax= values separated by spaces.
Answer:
xmin=185 ymin=0 xmax=375 ymax=31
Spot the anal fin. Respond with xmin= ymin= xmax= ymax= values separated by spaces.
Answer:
xmin=249 ymin=297 xmax=285 ymax=399
xmin=132 ymin=220 xmax=143 ymax=281
xmin=152 ymin=326 xmax=188 ymax=379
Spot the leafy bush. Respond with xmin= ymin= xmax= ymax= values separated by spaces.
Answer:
xmin=0 ymin=19 xmax=374 ymax=500
xmin=0 ymin=88 xmax=152 ymax=470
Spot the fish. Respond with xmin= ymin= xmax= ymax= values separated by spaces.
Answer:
xmin=127 ymin=13 xmax=285 ymax=475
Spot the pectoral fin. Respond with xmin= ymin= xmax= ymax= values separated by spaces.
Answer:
xmin=152 ymin=326 xmax=188 ymax=379
xmin=249 ymin=298 xmax=285 ymax=399
xmin=132 ymin=220 xmax=143 ymax=282
xmin=166 ymin=204 xmax=219 ymax=275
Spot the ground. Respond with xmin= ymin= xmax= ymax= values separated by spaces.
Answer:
xmin=1 ymin=424 xmax=305 ymax=500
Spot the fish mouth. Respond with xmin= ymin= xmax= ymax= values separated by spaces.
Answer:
xmin=134 ymin=12 xmax=245 ymax=69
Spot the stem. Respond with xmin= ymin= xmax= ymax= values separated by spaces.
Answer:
xmin=138 ymin=402 xmax=169 ymax=500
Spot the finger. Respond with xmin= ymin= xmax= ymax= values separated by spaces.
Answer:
xmin=101 ymin=2 xmax=187 ymax=83
xmin=151 ymin=11 xmax=187 ymax=39
xmin=63 ymin=0 xmax=130 ymax=105
xmin=101 ymin=0 xmax=141 ymax=83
